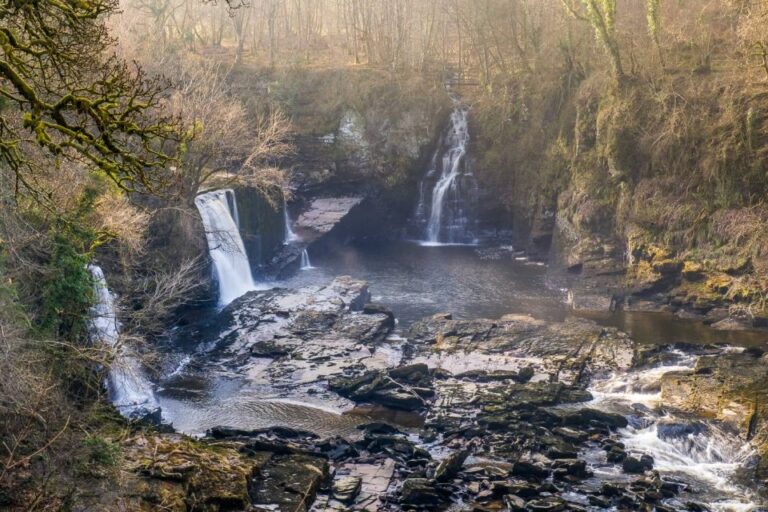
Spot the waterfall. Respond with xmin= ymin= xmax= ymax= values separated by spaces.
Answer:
xmin=87 ymin=265 xmax=160 ymax=422
xmin=300 ymin=249 xmax=314 ymax=270
xmin=195 ymin=189 xmax=257 ymax=306
xmin=283 ymin=198 xmax=300 ymax=244
xmin=226 ymin=189 xmax=241 ymax=229
xmin=414 ymin=106 xmax=478 ymax=245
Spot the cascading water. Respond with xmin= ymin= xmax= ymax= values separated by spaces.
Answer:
xmin=283 ymin=198 xmax=300 ymax=244
xmin=284 ymin=198 xmax=317 ymax=271
xmin=87 ymin=265 xmax=159 ymax=421
xmin=300 ymin=249 xmax=314 ymax=270
xmin=586 ymin=352 xmax=760 ymax=510
xmin=195 ymin=189 xmax=258 ymax=306
xmin=414 ymin=105 xmax=478 ymax=245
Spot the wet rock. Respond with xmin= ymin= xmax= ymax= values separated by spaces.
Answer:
xmin=553 ymin=458 xmax=589 ymax=478
xmin=365 ymin=434 xmax=421 ymax=459
xmin=622 ymin=455 xmax=653 ymax=474
xmin=356 ymin=422 xmax=402 ymax=435
xmin=606 ymin=446 xmax=627 ymax=463
xmin=504 ymin=494 xmax=526 ymax=510
xmin=315 ymin=437 xmax=358 ymax=461
xmin=511 ymin=461 xmax=549 ymax=479
xmin=516 ymin=365 xmax=535 ymax=383
xmin=363 ymin=303 xmax=396 ymax=329
xmin=370 ymin=389 xmax=425 ymax=410
xmin=559 ymin=408 xmax=629 ymax=429
xmin=250 ymin=454 xmax=328 ymax=511
xmin=434 ymin=450 xmax=469 ymax=482
xmin=207 ymin=426 xmax=318 ymax=440
xmin=329 ymin=364 xmax=433 ymax=411
xmin=400 ymin=478 xmax=450 ymax=506
xmin=184 ymin=276 xmax=398 ymax=396
xmin=331 ymin=476 xmax=362 ymax=503
xmin=408 ymin=315 xmax=636 ymax=385
xmin=527 ymin=496 xmax=566 ymax=511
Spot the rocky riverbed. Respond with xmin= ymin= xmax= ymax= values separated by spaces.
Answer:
xmin=120 ymin=277 xmax=768 ymax=511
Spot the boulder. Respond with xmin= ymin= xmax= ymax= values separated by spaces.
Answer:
xmin=400 ymin=478 xmax=449 ymax=506
xmin=434 ymin=450 xmax=469 ymax=482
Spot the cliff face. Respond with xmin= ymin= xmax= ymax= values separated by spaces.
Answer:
xmin=234 ymin=185 xmax=284 ymax=271
xmin=227 ymin=64 xmax=767 ymax=317
xmin=468 ymin=72 xmax=768 ymax=320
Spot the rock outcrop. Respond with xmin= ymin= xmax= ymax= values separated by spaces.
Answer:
xmin=184 ymin=277 xmax=396 ymax=389
xmin=406 ymin=313 xmax=636 ymax=385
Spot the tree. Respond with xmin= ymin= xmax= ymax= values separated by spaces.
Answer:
xmin=560 ymin=0 xmax=624 ymax=81
xmin=0 ymin=0 xmax=181 ymax=198
xmin=645 ymin=0 xmax=664 ymax=69
xmin=168 ymin=61 xmax=292 ymax=200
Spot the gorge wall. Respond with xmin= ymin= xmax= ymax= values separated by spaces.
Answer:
xmin=222 ymin=60 xmax=768 ymax=321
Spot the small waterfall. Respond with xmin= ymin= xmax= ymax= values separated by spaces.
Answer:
xmin=283 ymin=198 xmax=300 ymax=244
xmin=414 ymin=106 xmax=478 ymax=245
xmin=195 ymin=189 xmax=257 ymax=306
xmin=300 ymin=249 xmax=314 ymax=270
xmin=87 ymin=265 xmax=159 ymax=421
xmin=587 ymin=354 xmax=759 ymax=509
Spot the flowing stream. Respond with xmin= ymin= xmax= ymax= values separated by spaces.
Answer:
xmin=195 ymin=189 xmax=259 ymax=306
xmin=582 ymin=351 xmax=761 ymax=511
xmin=414 ymin=106 xmax=478 ymax=245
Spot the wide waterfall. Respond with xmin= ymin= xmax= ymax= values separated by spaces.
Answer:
xmin=87 ymin=265 xmax=160 ymax=422
xmin=195 ymin=189 xmax=258 ymax=306
xmin=414 ymin=106 xmax=478 ymax=245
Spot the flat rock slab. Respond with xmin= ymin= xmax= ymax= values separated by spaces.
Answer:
xmin=407 ymin=314 xmax=637 ymax=385
xmin=344 ymin=459 xmax=396 ymax=510
xmin=295 ymin=197 xmax=363 ymax=237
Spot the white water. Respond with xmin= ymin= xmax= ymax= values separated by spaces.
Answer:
xmin=283 ymin=198 xmax=300 ymax=244
xmin=300 ymin=249 xmax=314 ymax=270
xmin=587 ymin=354 xmax=760 ymax=510
xmin=88 ymin=265 xmax=159 ymax=421
xmin=415 ymin=106 xmax=478 ymax=245
xmin=195 ymin=189 xmax=258 ymax=306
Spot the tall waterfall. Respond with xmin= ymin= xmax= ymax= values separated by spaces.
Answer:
xmin=87 ymin=265 xmax=160 ymax=422
xmin=414 ymin=106 xmax=478 ymax=245
xmin=195 ymin=189 xmax=257 ymax=306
